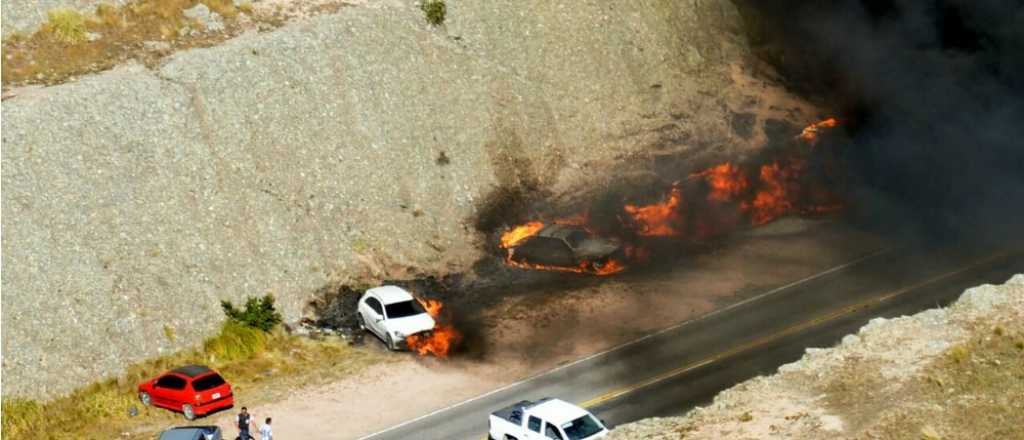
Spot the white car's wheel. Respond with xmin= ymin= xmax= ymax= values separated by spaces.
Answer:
xmin=357 ymin=312 xmax=366 ymax=330
xmin=386 ymin=334 xmax=397 ymax=351
xmin=138 ymin=391 xmax=151 ymax=406
xmin=182 ymin=404 xmax=196 ymax=421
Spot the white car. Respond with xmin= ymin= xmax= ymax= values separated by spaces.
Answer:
xmin=489 ymin=398 xmax=609 ymax=440
xmin=357 ymin=285 xmax=436 ymax=350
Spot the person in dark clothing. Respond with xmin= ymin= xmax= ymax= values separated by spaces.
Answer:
xmin=236 ymin=407 xmax=254 ymax=440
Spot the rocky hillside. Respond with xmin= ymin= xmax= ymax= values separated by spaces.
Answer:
xmin=608 ymin=274 xmax=1024 ymax=439
xmin=1 ymin=1 xmax=822 ymax=399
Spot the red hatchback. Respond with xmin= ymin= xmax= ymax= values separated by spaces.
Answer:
xmin=138 ymin=365 xmax=233 ymax=420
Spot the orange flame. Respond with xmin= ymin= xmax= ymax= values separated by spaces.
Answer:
xmin=500 ymin=221 xmax=545 ymax=248
xmin=693 ymin=162 xmax=749 ymax=202
xmin=405 ymin=298 xmax=462 ymax=358
xmin=623 ymin=185 xmax=684 ymax=236
xmin=503 ymin=254 xmax=626 ymax=276
xmin=418 ymin=298 xmax=444 ymax=317
xmin=743 ymin=161 xmax=802 ymax=225
xmin=406 ymin=325 xmax=461 ymax=359
xmin=592 ymin=259 xmax=626 ymax=276
xmin=797 ymin=118 xmax=839 ymax=145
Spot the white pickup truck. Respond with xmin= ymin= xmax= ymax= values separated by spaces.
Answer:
xmin=488 ymin=398 xmax=609 ymax=440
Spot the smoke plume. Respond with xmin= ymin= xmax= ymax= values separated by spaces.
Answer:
xmin=738 ymin=0 xmax=1024 ymax=243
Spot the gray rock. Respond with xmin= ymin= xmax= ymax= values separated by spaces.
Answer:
xmin=183 ymin=3 xmax=225 ymax=32
xmin=3 ymin=0 xmax=125 ymax=37
xmin=142 ymin=40 xmax=172 ymax=53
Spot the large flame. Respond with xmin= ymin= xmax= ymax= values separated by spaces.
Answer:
xmin=797 ymin=117 xmax=839 ymax=145
xmin=693 ymin=162 xmax=749 ymax=202
xmin=495 ymin=117 xmax=845 ymax=275
xmin=623 ymin=184 xmax=684 ymax=236
xmin=405 ymin=298 xmax=462 ymax=359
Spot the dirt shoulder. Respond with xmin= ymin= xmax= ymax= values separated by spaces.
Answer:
xmin=196 ymin=220 xmax=884 ymax=439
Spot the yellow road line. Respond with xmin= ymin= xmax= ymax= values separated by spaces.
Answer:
xmin=577 ymin=252 xmax=1009 ymax=409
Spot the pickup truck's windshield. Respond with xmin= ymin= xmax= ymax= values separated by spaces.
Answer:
xmin=561 ymin=415 xmax=604 ymax=440
xmin=384 ymin=300 xmax=425 ymax=319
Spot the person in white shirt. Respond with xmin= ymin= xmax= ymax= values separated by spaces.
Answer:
xmin=259 ymin=417 xmax=273 ymax=440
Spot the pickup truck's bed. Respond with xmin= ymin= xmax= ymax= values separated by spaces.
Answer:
xmin=493 ymin=398 xmax=555 ymax=422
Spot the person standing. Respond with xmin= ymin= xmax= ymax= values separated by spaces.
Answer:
xmin=236 ymin=407 xmax=254 ymax=440
xmin=259 ymin=417 xmax=273 ymax=440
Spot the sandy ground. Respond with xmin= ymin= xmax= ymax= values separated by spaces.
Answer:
xmin=207 ymin=219 xmax=886 ymax=439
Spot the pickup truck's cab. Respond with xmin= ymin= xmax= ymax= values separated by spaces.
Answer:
xmin=488 ymin=398 xmax=608 ymax=440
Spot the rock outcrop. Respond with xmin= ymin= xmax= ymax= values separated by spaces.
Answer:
xmin=1 ymin=0 xmax=818 ymax=399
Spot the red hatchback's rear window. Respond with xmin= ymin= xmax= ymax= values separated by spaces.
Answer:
xmin=192 ymin=373 xmax=227 ymax=391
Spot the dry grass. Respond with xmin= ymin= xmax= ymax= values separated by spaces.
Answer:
xmin=811 ymin=317 xmax=1024 ymax=440
xmin=0 ymin=0 xmax=268 ymax=86
xmin=869 ymin=323 xmax=1024 ymax=439
xmin=43 ymin=9 xmax=88 ymax=43
xmin=1 ymin=322 xmax=391 ymax=440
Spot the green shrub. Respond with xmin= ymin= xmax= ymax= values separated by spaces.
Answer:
xmin=203 ymin=320 xmax=267 ymax=363
xmin=44 ymin=8 xmax=88 ymax=43
xmin=421 ymin=0 xmax=446 ymax=26
xmin=221 ymin=294 xmax=283 ymax=331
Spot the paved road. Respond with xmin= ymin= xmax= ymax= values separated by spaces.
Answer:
xmin=359 ymin=245 xmax=1023 ymax=440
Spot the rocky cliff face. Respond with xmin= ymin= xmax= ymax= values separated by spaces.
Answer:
xmin=608 ymin=274 xmax=1024 ymax=439
xmin=1 ymin=0 xmax=818 ymax=399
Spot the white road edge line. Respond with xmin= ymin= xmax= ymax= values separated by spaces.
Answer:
xmin=355 ymin=246 xmax=896 ymax=440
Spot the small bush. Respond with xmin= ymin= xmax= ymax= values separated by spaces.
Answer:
xmin=203 ymin=320 xmax=267 ymax=363
xmin=946 ymin=345 xmax=970 ymax=364
xmin=44 ymin=8 xmax=88 ymax=43
xmin=163 ymin=324 xmax=176 ymax=342
xmin=421 ymin=0 xmax=446 ymax=26
xmin=221 ymin=294 xmax=283 ymax=331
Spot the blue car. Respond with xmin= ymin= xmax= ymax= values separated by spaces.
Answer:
xmin=157 ymin=426 xmax=222 ymax=440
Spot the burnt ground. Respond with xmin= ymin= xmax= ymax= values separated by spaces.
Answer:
xmin=305 ymin=116 xmax=858 ymax=361
xmin=306 ymin=218 xmax=883 ymax=365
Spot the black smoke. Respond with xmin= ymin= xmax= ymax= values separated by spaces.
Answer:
xmin=737 ymin=0 xmax=1024 ymax=243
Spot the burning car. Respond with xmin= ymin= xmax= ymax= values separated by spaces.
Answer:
xmin=505 ymin=224 xmax=624 ymax=273
xmin=357 ymin=285 xmax=436 ymax=351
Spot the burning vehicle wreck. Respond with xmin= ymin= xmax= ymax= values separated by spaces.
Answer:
xmin=357 ymin=285 xmax=436 ymax=351
xmin=503 ymin=224 xmax=625 ymax=275
xmin=355 ymin=285 xmax=463 ymax=358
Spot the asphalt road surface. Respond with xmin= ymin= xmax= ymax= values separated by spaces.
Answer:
xmin=359 ymin=244 xmax=1023 ymax=440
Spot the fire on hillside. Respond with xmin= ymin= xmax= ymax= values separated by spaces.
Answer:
xmin=498 ymin=118 xmax=844 ymax=275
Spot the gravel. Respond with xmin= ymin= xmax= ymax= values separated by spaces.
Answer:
xmin=183 ymin=4 xmax=225 ymax=33
xmin=1 ymin=0 xmax=816 ymax=399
